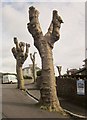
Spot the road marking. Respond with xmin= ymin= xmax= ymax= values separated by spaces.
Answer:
xmin=64 ymin=109 xmax=87 ymax=119
xmin=25 ymin=89 xmax=39 ymax=103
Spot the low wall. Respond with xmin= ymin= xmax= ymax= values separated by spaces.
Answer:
xmin=56 ymin=77 xmax=87 ymax=108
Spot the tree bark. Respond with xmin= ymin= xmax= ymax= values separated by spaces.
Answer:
xmin=30 ymin=52 xmax=37 ymax=82
xmin=40 ymin=43 xmax=62 ymax=112
xmin=27 ymin=6 xmax=66 ymax=114
xmin=33 ymin=61 xmax=36 ymax=82
xmin=11 ymin=37 xmax=30 ymax=90
xmin=16 ymin=64 xmax=25 ymax=90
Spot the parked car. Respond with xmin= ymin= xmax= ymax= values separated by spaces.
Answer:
xmin=3 ymin=74 xmax=17 ymax=84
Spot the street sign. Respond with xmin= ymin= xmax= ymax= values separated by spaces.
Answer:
xmin=77 ymin=79 xmax=85 ymax=95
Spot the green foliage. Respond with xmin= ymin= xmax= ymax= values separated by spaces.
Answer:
xmin=23 ymin=75 xmax=32 ymax=79
xmin=37 ymin=70 xmax=42 ymax=76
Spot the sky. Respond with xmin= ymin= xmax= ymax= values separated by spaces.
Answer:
xmin=0 ymin=1 xmax=86 ymax=76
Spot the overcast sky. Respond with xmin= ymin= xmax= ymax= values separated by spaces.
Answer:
xmin=0 ymin=0 xmax=86 ymax=75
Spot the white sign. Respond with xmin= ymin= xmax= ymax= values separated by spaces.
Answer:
xmin=77 ymin=79 xmax=85 ymax=95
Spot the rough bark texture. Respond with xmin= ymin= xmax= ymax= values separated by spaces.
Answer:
xmin=27 ymin=6 xmax=65 ymax=114
xmin=30 ymin=52 xmax=37 ymax=82
xmin=11 ymin=37 xmax=30 ymax=90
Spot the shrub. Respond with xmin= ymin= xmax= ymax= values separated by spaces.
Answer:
xmin=23 ymin=75 xmax=32 ymax=79
xmin=37 ymin=70 xmax=42 ymax=76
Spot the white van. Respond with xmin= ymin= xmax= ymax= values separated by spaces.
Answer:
xmin=3 ymin=74 xmax=17 ymax=84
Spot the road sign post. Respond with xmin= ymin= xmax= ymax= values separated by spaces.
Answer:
xmin=77 ymin=79 xmax=85 ymax=95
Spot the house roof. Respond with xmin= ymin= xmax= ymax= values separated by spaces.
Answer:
xmin=67 ymin=69 xmax=78 ymax=72
xmin=74 ymin=67 xmax=86 ymax=74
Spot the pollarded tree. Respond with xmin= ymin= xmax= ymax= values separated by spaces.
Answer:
xmin=30 ymin=52 xmax=37 ymax=82
xmin=27 ymin=6 xmax=65 ymax=114
xmin=11 ymin=37 xmax=30 ymax=90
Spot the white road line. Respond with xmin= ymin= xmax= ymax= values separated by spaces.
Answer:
xmin=26 ymin=89 xmax=87 ymax=119
xmin=64 ymin=109 xmax=87 ymax=119
xmin=26 ymin=92 xmax=39 ymax=103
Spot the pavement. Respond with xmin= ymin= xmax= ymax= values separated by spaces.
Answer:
xmin=26 ymin=83 xmax=87 ymax=118
xmin=2 ymin=84 xmax=70 ymax=119
xmin=2 ymin=83 xmax=87 ymax=119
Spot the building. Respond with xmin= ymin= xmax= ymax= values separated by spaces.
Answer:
xmin=22 ymin=64 xmax=40 ymax=79
xmin=84 ymin=58 xmax=87 ymax=68
xmin=74 ymin=58 xmax=87 ymax=76
xmin=83 ymin=58 xmax=87 ymax=74
xmin=64 ymin=58 xmax=87 ymax=79
xmin=22 ymin=67 xmax=31 ymax=77
xmin=67 ymin=69 xmax=78 ymax=75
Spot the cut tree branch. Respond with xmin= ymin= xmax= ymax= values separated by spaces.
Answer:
xmin=27 ymin=6 xmax=43 ymax=40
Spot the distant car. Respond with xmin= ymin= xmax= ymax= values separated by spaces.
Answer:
xmin=3 ymin=74 xmax=17 ymax=84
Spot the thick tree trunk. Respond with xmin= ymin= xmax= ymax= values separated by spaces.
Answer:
xmin=35 ymin=38 xmax=63 ymax=112
xmin=27 ymin=6 xmax=66 ymax=114
xmin=16 ymin=64 xmax=25 ymax=90
xmin=33 ymin=61 xmax=36 ymax=82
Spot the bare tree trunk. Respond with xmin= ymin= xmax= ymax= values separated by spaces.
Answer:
xmin=12 ymin=37 xmax=30 ymax=90
xmin=27 ymin=6 xmax=66 ymax=114
xmin=16 ymin=64 xmax=25 ymax=90
xmin=30 ymin=52 xmax=37 ymax=82
xmin=40 ymin=44 xmax=62 ymax=112
xmin=33 ymin=61 xmax=36 ymax=82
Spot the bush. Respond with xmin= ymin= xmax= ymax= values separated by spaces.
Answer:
xmin=37 ymin=70 xmax=42 ymax=76
xmin=23 ymin=75 xmax=32 ymax=79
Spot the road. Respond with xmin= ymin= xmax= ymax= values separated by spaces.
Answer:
xmin=2 ymin=84 xmax=71 ymax=119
